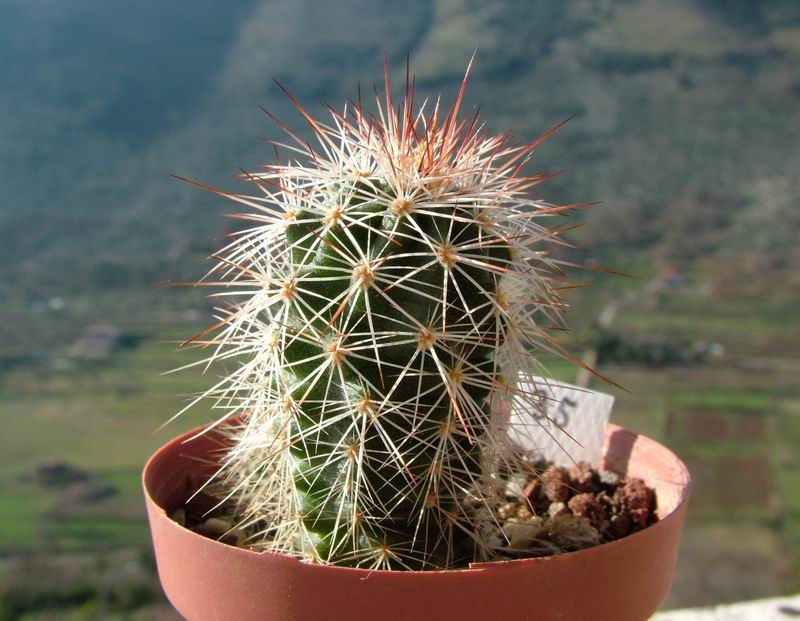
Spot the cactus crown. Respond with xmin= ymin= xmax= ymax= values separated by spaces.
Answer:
xmin=176 ymin=59 xmax=579 ymax=570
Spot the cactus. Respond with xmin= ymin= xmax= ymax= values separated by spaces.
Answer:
xmin=175 ymin=60 xmax=579 ymax=570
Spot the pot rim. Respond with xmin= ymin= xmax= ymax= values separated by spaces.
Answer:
xmin=143 ymin=420 xmax=691 ymax=576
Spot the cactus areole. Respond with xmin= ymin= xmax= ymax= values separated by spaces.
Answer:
xmin=172 ymin=59 xmax=589 ymax=571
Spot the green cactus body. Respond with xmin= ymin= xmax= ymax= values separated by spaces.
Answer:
xmin=272 ymin=178 xmax=511 ymax=568
xmin=180 ymin=63 xmax=572 ymax=570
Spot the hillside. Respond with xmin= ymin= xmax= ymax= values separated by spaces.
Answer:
xmin=2 ymin=0 xmax=799 ymax=302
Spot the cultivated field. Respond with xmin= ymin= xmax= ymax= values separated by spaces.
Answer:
xmin=2 ymin=280 xmax=798 ymax=618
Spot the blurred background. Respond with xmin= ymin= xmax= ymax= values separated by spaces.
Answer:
xmin=1 ymin=0 xmax=799 ymax=618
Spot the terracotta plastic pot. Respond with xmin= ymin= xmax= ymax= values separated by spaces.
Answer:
xmin=144 ymin=422 xmax=690 ymax=621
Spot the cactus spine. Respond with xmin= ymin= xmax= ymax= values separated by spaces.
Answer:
xmin=178 ymin=61 xmax=575 ymax=570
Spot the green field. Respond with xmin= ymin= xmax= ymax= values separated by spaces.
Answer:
xmin=2 ymin=283 xmax=799 ymax=617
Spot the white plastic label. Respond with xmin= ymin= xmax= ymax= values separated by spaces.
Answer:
xmin=507 ymin=376 xmax=614 ymax=467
